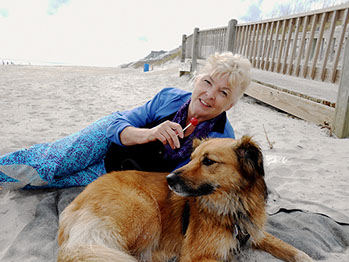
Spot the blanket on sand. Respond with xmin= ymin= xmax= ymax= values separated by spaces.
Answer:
xmin=0 ymin=187 xmax=348 ymax=262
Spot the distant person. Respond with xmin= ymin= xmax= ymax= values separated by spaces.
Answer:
xmin=0 ymin=52 xmax=252 ymax=190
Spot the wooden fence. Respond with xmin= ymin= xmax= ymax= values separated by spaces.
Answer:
xmin=180 ymin=3 xmax=349 ymax=138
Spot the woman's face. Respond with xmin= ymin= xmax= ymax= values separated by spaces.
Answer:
xmin=188 ymin=74 xmax=240 ymax=123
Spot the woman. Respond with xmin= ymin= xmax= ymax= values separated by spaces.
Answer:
xmin=0 ymin=52 xmax=251 ymax=190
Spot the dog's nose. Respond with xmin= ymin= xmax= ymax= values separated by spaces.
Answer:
xmin=166 ymin=172 xmax=179 ymax=187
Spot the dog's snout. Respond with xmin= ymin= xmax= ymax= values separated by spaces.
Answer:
xmin=166 ymin=172 xmax=180 ymax=187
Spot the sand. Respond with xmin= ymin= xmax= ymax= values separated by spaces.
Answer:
xmin=0 ymin=61 xmax=348 ymax=261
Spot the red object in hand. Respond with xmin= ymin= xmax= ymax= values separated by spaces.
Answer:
xmin=182 ymin=117 xmax=198 ymax=133
xmin=175 ymin=117 xmax=199 ymax=136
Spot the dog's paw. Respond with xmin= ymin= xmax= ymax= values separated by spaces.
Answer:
xmin=295 ymin=251 xmax=313 ymax=262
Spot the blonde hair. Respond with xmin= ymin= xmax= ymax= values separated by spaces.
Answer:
xmin=193 ymin=52 xmax=252 ymax=101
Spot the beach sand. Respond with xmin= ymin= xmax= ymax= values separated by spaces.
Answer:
xmin=0 ymin=61 xmax=348 ymax=261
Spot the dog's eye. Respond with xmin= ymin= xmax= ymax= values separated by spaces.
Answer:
xmin=203 ymin=157 xmax=216 ymax=166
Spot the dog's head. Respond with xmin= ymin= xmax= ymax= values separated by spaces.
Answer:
xmin=166 ymin=136 xmax=267 ymax=201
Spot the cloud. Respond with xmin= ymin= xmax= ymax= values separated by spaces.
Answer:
xmin=239 ymin=3 xmax=263 ymax=22
xmin=0 ymin=8 xmax=9 ymax=18
xmin=47 ymin=0 xmax=70 ymax=15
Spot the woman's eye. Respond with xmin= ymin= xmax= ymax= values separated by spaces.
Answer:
xmin=203 ymin=157 xmax=216 ymax=166
xmin=204 ymin=79 xmax=211 ymax=85
xmin=221 ymin=91 xmax=228 ymax=97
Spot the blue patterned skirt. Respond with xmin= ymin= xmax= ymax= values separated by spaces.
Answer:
xmin=0 ymin=114 xmax=117 ymax=189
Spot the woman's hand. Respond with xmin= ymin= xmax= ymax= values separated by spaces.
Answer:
xmin=148 ymin=121 xmax=184 ymax=149
xmin=119 ymin=121 xmax=184 ymax=149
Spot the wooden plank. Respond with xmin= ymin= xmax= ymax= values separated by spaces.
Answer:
xmin=282 ymin=18 xmax=295 ymax=74
xmin=256 ymin=23 xmax=265 ymax=69
xmin=186 ymin=35 xmax=193 ymax=58
xmin=241 ymin=26 xmax=247 ymax=55
xmin=210 ymin=30 xmax=215 ymax=54
xmin=251 ymin=24 xmax=260 ymax=67
xmin=331 ymin=8 xmax=349 ymax=83
xmin=203 ymin=31 xmax=207 ymax=58
xmin=197 ymin=32 xmax=202 ymax=58
xmin=302 ymin=14 xmax=318 ymax=78
xmin=217 ymin=29 xmax=221 ymax=52
xmin=206 ymin=31 xmax=211 ymax=57
xmin=248 ymin=25 xmax=254 ymax=59
xmin=245 ymin=25 xmax=252 ymax=58
xmin=261 ymin=23 xmax=270 ymax=69
xmin=295 ymin=15 xmax=309 ymax=76
xmin=239 ymin=26 xmax=246 ymax=55
xmin=320 ymin=10 xmax=338 ymax=81
xmin=203 ymin=31 xmax=208 ymax=58
xmin=212 ymin=30 xmax=217 ymax=53
xmin=253 ymin=24 xmax=262 ymax=67
xmin=269 ymin=20 xmax=281 ymax=72
xmin=239 ymin=28 xmax=244 ymax=54
xmin=210 ymin=31 xmax=214 ymax=54
xmin=181 ymin=34 xmax=187 ymax=63
xmin=206 ymin=32 xmax=213 ymax=56
xmin=218 ymin=29 xmax=222 ymax=52
xmin=212 ymin=30 xmax=216 ymax=54
xmin=264 ymin=21 xmax=275 ymax=70
xmin=310 ymin=12 xmax=328 ymax=79
xmin=219 ymin=29 xmax=223 ymax=52
xmin=250 ymin=25 xmax=257 ymax=65
xmin=288 ymin=17 xmax=301 ymax=75
xmin=251 ymin=68 xmax=338 ymax=106
xmin=239 ymin=27 xmax=245 ymax=54
xmin=242 ymin=26 xmax=248 ymax=54
xmin=235 ymin=26 xmax=242 ymax=54
xmin=276 ymin=20 xmax=288 ymax=73
xmin=245 ymin=82 xmax=335 ymax=125
xmin=219 ymin=28 xmax=223 ymax=52
xmin=191 ymin=27 xmax=199 ymax=72
xmin=238 ymin=27 xmax=244 ymax=53
xmin=333 ymin=38 xmax=349 ymax=138
xmin=250 ymin=25 xmax=255 ymax=63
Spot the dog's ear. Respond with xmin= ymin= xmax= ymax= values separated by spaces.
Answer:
xmin=235 ymin=136 xmax=265 ymax=179
xmin=192 ymin=138 xmax=206 ymax=150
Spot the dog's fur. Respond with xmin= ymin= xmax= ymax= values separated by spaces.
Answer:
xmin=58 ymin=136 xmax=313 ymax=262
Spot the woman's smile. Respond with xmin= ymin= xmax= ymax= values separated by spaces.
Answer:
xmin=199 ymin=99 xmax=211 ymax=107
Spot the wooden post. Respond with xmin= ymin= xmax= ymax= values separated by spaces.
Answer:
xmin=333 ymin=39 xmax=349 ymax=138
xmin=225 ymin=19 xmax=238 ymax=53
xmin=191 ymin=27 xmax=199 ymax=72
xmin=179 ymin=34 xmax=190 ymax=77
xmin=181 ymin=34 xmax=187 ymax=63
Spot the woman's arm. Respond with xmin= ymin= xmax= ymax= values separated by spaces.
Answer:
xmin=106 ymin=88 xmax=191 ymax=148
xmin=120 ymin=121 xmax=184 ymax=149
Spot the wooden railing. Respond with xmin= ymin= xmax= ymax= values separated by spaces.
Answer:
xmin=180 ymin=3 xmax=349 ymax=138
xmin=185 ymin=27 xmax=228 ymax=60
xmin=235 ymin=5 xmax=349 ymax=84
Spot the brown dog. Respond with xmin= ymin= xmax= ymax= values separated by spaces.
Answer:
xmin=57 ymin=136 xmax=313 ymax=262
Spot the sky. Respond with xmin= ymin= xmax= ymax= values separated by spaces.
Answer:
xmin=0 ymin=0 xmax=346 ymax=67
